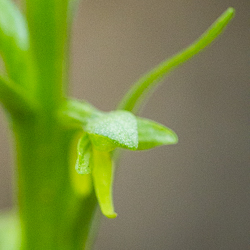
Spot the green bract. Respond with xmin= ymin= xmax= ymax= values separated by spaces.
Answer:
xmin=117 ymin=8 xmax=235 ymax=113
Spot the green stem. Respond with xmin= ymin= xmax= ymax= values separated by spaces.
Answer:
xmin=14 ymin=118 xmax=71 ymax=249
xmin=0 ymin=0 xmax=100 ymax=249
xmin=13 ymin=115 xmax=97 ymax=250
xmin=8 ymin=1 xmax=100 ymax=249
xmin=24 ymin=0 xmax=70 ymax=110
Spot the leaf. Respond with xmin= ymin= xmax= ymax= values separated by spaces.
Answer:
xmin=0 ymin=0 xmax=32 ymax=85
xmin=86 ymin=110 xmax=138 ymax=151
xmin=75 ymin=134 xmax=92 ymax=174
xmin=136 ymin=117 xmax=178 ymax=150
xmin=91 ymin=149 xmax=117 ymax=219
xmin=117 ymin=8 xmax=235 ymax=114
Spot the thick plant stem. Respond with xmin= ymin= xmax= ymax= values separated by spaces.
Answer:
xmin=0 ymin=0 xmax=100 ymax=249
xmin=13 ymin=115 xmax=97 ymax=250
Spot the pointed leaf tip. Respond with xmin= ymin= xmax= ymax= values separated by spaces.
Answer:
xmin=137 ymin=117 xmax=178 ymax=150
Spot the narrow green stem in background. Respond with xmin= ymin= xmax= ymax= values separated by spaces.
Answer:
xmin=117 ymin=8 xmax=235 ymax=113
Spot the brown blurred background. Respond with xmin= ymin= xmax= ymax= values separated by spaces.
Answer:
xmin=0 ymin=0 xmax=249 ymax=249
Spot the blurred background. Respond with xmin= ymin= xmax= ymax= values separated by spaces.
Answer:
xmin=0 ymin=0 xmax=249 ymax=249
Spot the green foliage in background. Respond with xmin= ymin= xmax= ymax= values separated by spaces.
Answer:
xmin=0 ymin=1 xmax=234 ymax=249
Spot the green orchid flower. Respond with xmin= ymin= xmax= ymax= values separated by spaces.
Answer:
xmin=72 ymin=107 xmax=178 ymax=218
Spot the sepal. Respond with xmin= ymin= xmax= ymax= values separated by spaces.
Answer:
xmin=137 ymin=117 xmax=178 ymax=150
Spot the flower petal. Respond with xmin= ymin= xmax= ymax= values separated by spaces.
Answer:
xmin=91 ymin=148 xmax=117 ymax=219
